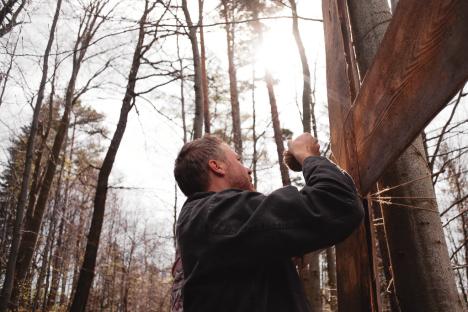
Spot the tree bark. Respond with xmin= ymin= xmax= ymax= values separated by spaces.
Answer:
xmin=0 ymin=0 xmax=62 ymax=309
xmin=222 ymin=0 xmax=243 ymax=156
xmin=182 ymin=0 xmax=204 ymax=139
xmin=69 ymin=2 xmax=152 ymax=310
xmin=347 ymin=0 xmax=464 ymax=310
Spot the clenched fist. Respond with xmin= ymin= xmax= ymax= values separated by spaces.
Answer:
xmin=283 ymin=133 xmax=320 ymax=172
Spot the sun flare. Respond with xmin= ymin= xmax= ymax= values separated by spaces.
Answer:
xmin=254 ymin=24 xmax=299 ymax=78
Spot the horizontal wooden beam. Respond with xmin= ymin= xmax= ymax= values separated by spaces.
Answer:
xmin=353 ymin=0 xmax=468 ymax=194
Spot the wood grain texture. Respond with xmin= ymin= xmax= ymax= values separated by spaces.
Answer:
xmin=353 ymin=0 xmax=468 ymax=194
xmin=322 ymin=0 xmax=379 ymax=310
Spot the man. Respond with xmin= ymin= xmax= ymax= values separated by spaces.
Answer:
xmin=171 ymin=133 xmax=364 ymax=312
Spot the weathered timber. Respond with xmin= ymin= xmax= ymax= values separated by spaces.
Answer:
xmin=348 ymin=0 xmax=464 ymax=309
xmin=322 ymin=0 xmax=380 ymax=310
xmin=352 ymin=0 xmax=468 ymax=194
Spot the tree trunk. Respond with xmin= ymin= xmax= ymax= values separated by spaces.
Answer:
xmin=325 ymin=248 xmax=337 ymax=312
xmin=176 ymin=31 xmax=187 ymax=143
xmin=31 ymin=142 xmax=67 ymax=311
xmin=251 ymin=65 xmax=258 ymax=190
xmin=182 ymin=0 xmax=204 ymax=139
xmin=222 ymin=0 xmax=243 ymax=156
xmin=69 ymin=2 xmax=150 ymax=310
xmin=46 ymin=116 xmax=77 ymax=310
xmin=300 ymin=253 xmax=322 ymax=311
xmin=289 ymin=0 xmax=312 ymax=134
xmin=265 ymin=71 xmax=290 ymax=186
xmin=9 ymin=2 xmax=104 ymax=304
xmin=198 ymin=0 xmax=210 ymax=134
xmin=0 ymin=1 xmax=61 ymax=309
xmin=348 ymin=0 xmax=464 ymax=310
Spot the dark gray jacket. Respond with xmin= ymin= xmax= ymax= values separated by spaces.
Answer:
xmin=175 ymin=156 xmax=364 ymax=312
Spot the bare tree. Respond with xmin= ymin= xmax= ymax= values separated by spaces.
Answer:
xmin=70 ymin=1 xmax=170 ymax=310
xmin=8 ymin=1 xmax=111 ymax=308
xmin=0 ymin=0 xmax=62 ymax=309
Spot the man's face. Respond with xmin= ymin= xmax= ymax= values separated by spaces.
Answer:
xmin=220 ymin=144 xmax=255 ymax=191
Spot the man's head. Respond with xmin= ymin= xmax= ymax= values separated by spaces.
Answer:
xmin=174 ymin=135 xmax=254 ymax=197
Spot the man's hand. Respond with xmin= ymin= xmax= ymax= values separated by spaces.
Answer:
xmin=284 ymin=133 xmax=320 ymax=171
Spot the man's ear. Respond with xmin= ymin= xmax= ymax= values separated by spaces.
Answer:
xmin=208 ymin=159 xmax=225 ymax=176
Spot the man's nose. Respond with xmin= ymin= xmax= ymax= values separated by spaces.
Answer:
xmin=247 ymin=167 xmax=253 ymax=175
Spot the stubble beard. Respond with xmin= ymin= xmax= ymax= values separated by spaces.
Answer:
xmin=226 ymin=171 xmax=254 ymax=192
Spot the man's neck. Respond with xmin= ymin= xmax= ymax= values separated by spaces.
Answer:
xmin=206 ymin=180 xmax=231 ymax=193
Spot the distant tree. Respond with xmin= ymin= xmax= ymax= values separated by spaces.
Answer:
xmin=181 ymin=0 xmax=204 ymax=139
xmin=7 ymin=1 xmax=111 ymax=308
xmin=198 ymin=0 xmax=211 ymax=134
xmin=70 ymin=1 xmax=173 ymax=309
xmin=220 ymin=0 xmax=243 ymax=156
xmin=0 ymin=0 xmax=62 ymax=308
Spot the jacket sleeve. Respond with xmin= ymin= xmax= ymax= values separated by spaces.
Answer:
xmin=202 ymin=156 xmax=364 ymax=262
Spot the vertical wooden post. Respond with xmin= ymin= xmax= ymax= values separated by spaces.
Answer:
xmin=322 ymin=0 xmax=380 ymax=310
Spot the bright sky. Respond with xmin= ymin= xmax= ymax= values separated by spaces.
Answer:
xmin=0 ymin=0 xmax=328 ymax=240
xmin=0 ymin=0 xmax=466 ymax=256
xmin=106 ymin=0 xmax=328 ymax=230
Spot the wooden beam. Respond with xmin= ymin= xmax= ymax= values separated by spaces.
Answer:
xmin=323 ymin=0 xmax=467 ymax=309
xmin=322 ymin=0 xmax=380 ymax=310
xmin=353 ymin=0 xmax=468 ymax=194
